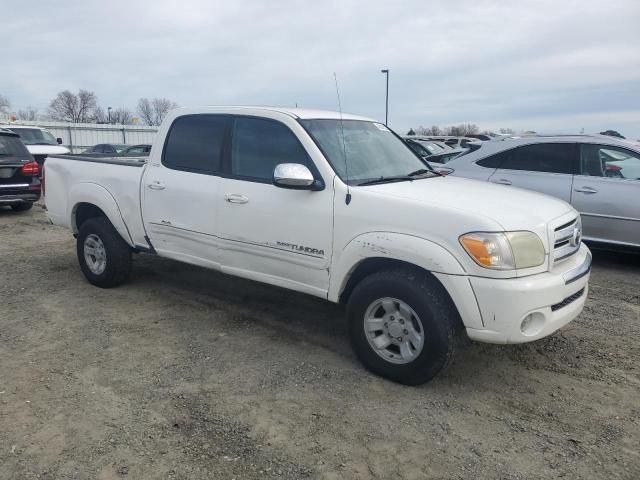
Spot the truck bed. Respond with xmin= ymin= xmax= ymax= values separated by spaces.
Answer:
xmin=44 ymin=154 xmax=149 ymax=248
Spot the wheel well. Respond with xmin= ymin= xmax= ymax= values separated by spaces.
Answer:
xmin=339 ymin=257 xmax=464 ymax=332
xmin=73 ymin=203 xmax=107 ymax=233
xmin=339 ymin=257 xmax=435 ymax=304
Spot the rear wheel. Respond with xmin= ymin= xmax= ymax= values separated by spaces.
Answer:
xmin=347 ymin=268 xmax=460 ymax=385
xmin=77 ymin=217 xmax=131 ymax=288
xmin=11 ymin=203 xmax=33 ymax=212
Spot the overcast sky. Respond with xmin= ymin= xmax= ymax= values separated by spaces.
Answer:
xmin=2 ymin=0 xmax=639 ymax=138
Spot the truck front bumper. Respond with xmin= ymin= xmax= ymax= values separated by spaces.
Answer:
xmin=462 ymin=244 xmax=591 ymax=344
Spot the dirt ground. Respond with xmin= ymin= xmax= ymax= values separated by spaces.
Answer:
xmin=1 ymin=205 xmax=639 ymax=480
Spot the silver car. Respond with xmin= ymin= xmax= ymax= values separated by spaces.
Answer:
xmin=444 ymin=135 xmax=640 ymax=248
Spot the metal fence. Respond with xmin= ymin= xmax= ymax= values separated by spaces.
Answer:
xmin=0 ymin=119 xmax=158 ymax=153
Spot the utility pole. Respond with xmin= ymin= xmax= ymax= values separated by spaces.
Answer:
xmin=381 ymin=69 xmax=389 ymax=125
xmin=107 ymin=106 xmax=112 ymax=124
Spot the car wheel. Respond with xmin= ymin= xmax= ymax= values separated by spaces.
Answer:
xmin=77 ymin=217 xmax=131 ymax=288
xmin=11 ymin=203 xmax=33 ymax=212
xmin=347 ymin=268 xmax=460 ymax=385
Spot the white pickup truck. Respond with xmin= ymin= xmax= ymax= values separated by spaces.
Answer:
xmin=44 ymin=106 xmax=592 ymax=384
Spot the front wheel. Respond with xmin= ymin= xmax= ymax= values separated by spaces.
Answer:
xmin=77 ymin=217 xmax=132 ymax=288
xmin=347 ymin=269 xmax=460 ymax=385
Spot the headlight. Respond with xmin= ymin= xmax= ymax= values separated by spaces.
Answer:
xmin=459 ymin=231 xmax=545 ymax=270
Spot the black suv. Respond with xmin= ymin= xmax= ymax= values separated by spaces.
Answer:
xmin=0 ymin=129 xmax=41 ymax=212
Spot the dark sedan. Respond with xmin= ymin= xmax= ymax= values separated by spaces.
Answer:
xmin=0 ymin=129 xmax=41 ymax=211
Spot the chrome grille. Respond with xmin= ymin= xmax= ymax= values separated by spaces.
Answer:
xmin=553 ymin=217 xmax=581 ymax=262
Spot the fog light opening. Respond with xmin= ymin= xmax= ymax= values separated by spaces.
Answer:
xmin=520 ymin=312 xmax=545 ymax=336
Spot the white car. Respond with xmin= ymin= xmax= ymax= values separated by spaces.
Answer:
xmin=444 ymin=135 xmax=640 ymax=249
xmin=1 ymin=125 xmax=70 ymax=164
xmin=43 ymin=107 xmax=591 ymax=385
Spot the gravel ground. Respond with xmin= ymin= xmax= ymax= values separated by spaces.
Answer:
xmin=1 ymin=205 xmax=639 ymax=480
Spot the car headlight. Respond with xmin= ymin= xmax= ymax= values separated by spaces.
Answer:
xmin=459 ymin=231 xmax=545 ymax=270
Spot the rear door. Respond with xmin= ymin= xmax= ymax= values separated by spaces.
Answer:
xmin=143 ymin=114 xmax=229 ymax=268
xmin=487 ymin=142 xmax=577 ymax=202
xmin=217 ymin=115 xmax=333 ymax=296
xmin=572 ymin=143 xmax=640 ymax=246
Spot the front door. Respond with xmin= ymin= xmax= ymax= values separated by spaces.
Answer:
xmin=217 ymin=116 xmax=333 ymax=297
xmin=572 ymin=143 xmax=640 ymax=246
xmin=487 ymin=142 xmax=577 ymax=202
xmin=143 ymin=114 xmax=229 ymax=268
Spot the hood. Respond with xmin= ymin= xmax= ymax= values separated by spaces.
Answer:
xmin=26 ymin=145 xmax=70 ymax=155
xmin=359 ymin=175 xmax=574 ymax=231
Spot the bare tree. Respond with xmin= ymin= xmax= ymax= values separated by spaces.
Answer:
xmin=413 ymin=125 xmax=443 ymax=136
xmin=91 ymin=106 xmax=107 ymax=123
xmin=17 ymin=107 xmax=38 ymax=121
xmin=0 ymin=94 xmax=10 ymax=113
xmin=444 ymin=124 xmax=479 ymax=136
xmin=110 ymin=107 xmax=133 ymax=125
xmin=48 ymin=89 xmax=98 ymax=123
xmin=137 ymin=97 xmax=179 ymax=126
xmin=137 ymin=98 xmax=154 ymax=126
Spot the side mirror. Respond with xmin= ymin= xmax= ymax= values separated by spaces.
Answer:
xmin=56 ymin=138 xmax=63 ymax=144
xmin=273 ymin=163 xmax=323 ymax=190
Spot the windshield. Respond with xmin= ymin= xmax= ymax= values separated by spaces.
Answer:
xmin=416 ymin=140 xmax=445 ymax=153
xmin=10 ymin=128 xmax=57 ymax=145
xmin=300 ymin=119 xmax=429 ymax=185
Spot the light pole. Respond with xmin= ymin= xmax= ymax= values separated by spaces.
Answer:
xmin=381 ymin=69 xmax=389 ymax=125
xmin=107 ymin=106 xmax=112 ymax=124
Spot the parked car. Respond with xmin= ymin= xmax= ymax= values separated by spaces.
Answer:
xmin=0 ymin=128 xmax=41 ymax=211
xmin=44 ymin=107 xmax=591 ymax=385
xmin=404 ymin=137 xmax=465 ymax=163
xmin=122 ymin=144 xmax=152 ymax=155
xmin=83 ymin=144 xmax=130 ymax=155
xmin=466 ymin=134 xmax=494 ymax=141
xmin=1 ymin=125 xmax=70 ymax=165
xmin=421 ymin=136 xmax=483 ymax=150
xmin=445 ymin=135 xmax=640 ymax=249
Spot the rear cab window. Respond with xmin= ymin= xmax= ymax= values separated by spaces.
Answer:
xmin=162 ymin=115 xmax=229 ymax=174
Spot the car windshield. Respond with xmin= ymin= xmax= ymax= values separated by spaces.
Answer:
xmin=300 ymin=119 xmax=429 ymax=185
xmin=11 ymin=128 xmax=57 ymax=145
xmin=0 ymin=135 xmax=30 ymax=156
xmin=406 ymin=140 xmax=432 ymax=156
xmin=416 ymin=141 xmax=445 ymax=153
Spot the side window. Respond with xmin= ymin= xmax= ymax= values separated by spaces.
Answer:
xmin=163 ymin=115 xmax=227 ymax=173
xmin=580 ymin=144 xmax=640 ymax=180
xmin=95 ymin=145 xmax=106 ymax=153
xmin=499 ymin=143 xmax=576 ymax=174
xmin=477 ymin=150 xmax=510 ymax=168
xmin=231 ymin=117 xmax=310 ymax=181
xmin=104 ymin=145 xmax=115 ymax=154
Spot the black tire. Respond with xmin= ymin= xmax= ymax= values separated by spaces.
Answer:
xmin=347 ymin=268 xmax=461 ymax=385
xmin=11 ymin=203 xmax=33 ymax=212
xmin=77 ymin=217 xmax=131 ymax=288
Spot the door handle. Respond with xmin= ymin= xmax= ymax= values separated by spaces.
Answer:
xmin=492 ymin=178 xmax=512 ymax=185
xmin=148 ymin=181 xmax=166 ymax=190
xmin=574 ymin=186 xmax=598 ymax=194
xmin=224 ymin=193 xmax=249 ymax=204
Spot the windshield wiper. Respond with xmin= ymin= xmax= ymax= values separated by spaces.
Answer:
xmin=407 ymin=168 xmax=442 ymax=178
xmin=356 ymin=175 xmax=414 ymax=186
xmin=357 ymin=169 xmax=440 ymax=186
